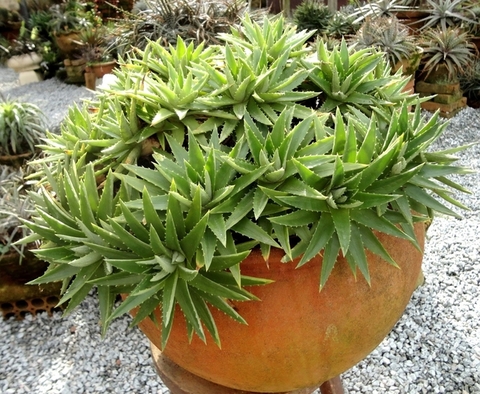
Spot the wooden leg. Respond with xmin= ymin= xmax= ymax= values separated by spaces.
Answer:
xmin=319 ymin=376 xmax=344 ymax=394
xmin=150 ymin=342 xmax=344 ymax=394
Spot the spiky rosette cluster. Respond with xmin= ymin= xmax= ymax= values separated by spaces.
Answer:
xmin=22 ymin=15 xmax=472 ymax=347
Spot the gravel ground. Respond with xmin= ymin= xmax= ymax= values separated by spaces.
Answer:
xmin=1 ymin=66 xmax=479 ymax=394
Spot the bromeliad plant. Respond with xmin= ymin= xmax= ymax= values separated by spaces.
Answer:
xmin=418 ymin=26 xmax=476 ymax=83
xmin=22 ymin=15 xmax=472 ymax=347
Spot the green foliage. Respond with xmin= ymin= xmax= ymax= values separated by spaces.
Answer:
xmin=293 ymin=0 xmax=333 ymax=36
xmin=0 ymin=165 xmax=35 ymax=257
xmin=350 ymin=0 xmax=410 ymax=24
xmin=306 ymin=39 xmax=420 ymax=119
xmin=419 ymin=0 xmax=476 ymax=31
xmin=462 ymin=1 xmax=480 ymax=37
xmin=352 ymin=17 xmax=418 ymax=69
xmin=0 ymin=96 xmax=47 ymax=156
xmin=108 ymin=0 xmax=267 ymax=58
xmin=22 ymin=15 xmax=472 ymax=347
xmin=460 ymin=58 xmax=480 ymax=102
xmin=326 ymin=11 xmax=359 ymax=39
xmin=419 ymin=26 xmax=476 ymax=82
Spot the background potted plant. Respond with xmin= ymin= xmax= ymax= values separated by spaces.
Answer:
xmin=352 ymin=16 xmax=422 ymax=74
xmin=0 ymin=164 xmax=62 ymax=317
xmin=107 ymin=0 xmax=267 ymax=59
xmin=47 ymin=0 xmax=100 ymax=83
xmin=418 ymin=26 xmax=476 ymax=84
xmin=48 ymin=0 xmax=95 ymax=55
xmin=418 ymin=0 xmax=476 ymax=31
xmin=415 ymin=26 xmax=476 ymax=117
xmin=0 ymin=97 xmax=61 ymax=319
xmin=351 ymin=16 xmax=423 ymax=94
xmin=0 ymin=94 xmax=47 ymax=166
xmin=77 ymin=25 xmax=116 ymax=76
xmin=22 ymin=15 xmax=472 ymax=393
xmin=292 ymin=0 xmax=333 ymax=39
xmin=5 ymin=22 xmax=44 ymax=84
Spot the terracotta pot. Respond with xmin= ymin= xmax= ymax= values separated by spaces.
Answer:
xmin=392 ymin=47 xmax=424 ymax=76
xmin=89 ymin=61 xmax=116 ymax=79
xmin=422 ymin=63 xmax=457 ymax=84
xmin=393 ymin=10 xmax=428 ymax=34
xmin=136 ymin=224 xmax=425 ymax=393
xmin=54 ymin=31 xmax=82 ymax=55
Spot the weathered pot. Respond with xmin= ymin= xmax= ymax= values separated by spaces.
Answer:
xmin=0 ymin=250 xmax=61 ymax=304
xmin=89 ymin=61 xmax=116 ymax=79
xmin=422 ymin=63 xmax=457 ymax=84
xmin=54 ymin=31 xmax=82 ymax=55
xmin=392 ymin=47 xmax=424 ymax=76
xmin=137 ymin=224 xmax=425 ymax=393
xmin=6 ymin=52 xmax=42 ymax=73
xmin=64 ymin=58 xmax=86 ymax=84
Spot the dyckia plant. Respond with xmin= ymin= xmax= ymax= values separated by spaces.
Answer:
xmin=22 ymin=15 xmax=472 ymax=347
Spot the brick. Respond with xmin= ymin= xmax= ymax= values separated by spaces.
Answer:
xmin=421 ymin=97 xmax=467 ymax=117
xmin=439 ymin=106 xmax=467 ymax=119
xmin=402 ymin=77 xmax=415 ymax=94
xmin=415 ymin=81 xmax=461 ymax=95
xmin=433 ymin=92 xmax=463 ymax=104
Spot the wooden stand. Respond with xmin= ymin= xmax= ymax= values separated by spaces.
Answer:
xmin=150 ymin=343 xmax=344 ymax=394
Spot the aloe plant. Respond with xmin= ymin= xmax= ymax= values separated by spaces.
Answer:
xmin=0 ymin=96 xmax=47 ymax=157
xmin=305 ymin=39 xmax=421 ymax=121
xmin=352 ymin=17 xmax=418 ymax=70
xmin=0 ymin=165 xmax=35 ymax=258
xmin=293 ymin=0 xmax=333 ymax=37
xmin=21 ymin=15 xmax=472 ymax=347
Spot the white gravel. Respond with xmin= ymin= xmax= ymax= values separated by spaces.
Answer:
xmin=1 ymin=66 xmax=479 ymax=394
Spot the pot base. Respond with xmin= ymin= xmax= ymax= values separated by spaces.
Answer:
xmin=150 ymin=343 xmax=344 ymax=394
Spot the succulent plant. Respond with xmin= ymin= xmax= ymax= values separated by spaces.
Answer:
xmin=22 ymin=15 xmax=472 ymax=347
xmin=350 ymin=0 xmax=410 ymax=25
xmin=418 ymin=26 xmax=476 ymax=83
xmin=0 ymin=165 xmax=35 ymax=258
xmin=326 ymin=10 xmax=359 ymax=39
xmin=293 ymin=0 xmax=333 ymax=37
xmin=107 ymin=0 xmax=267 ymax=59
xmin=305 ymin=38 xmax=421 ymax=121
xmin=419 ymin=0 xmax=476 ymax=31
xmin=352 ymin=17 xmax=418 ymax=70
xmin=460 ymin=58 xmax=480 ymax=104
xmin=0 ymin=95 xmax=47 ymax=157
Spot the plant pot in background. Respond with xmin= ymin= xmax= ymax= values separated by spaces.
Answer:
xmin=63 ymin=58 xmax=86 ymax=84
xmin=90 ymin=60 xmax=116 ymax=79
xmin=137 ymin=224 xmax=425 ymax=393
xmin=392 ymin=47 xmax=424 ymax=76
xmin=54 ymin=31 xmax=82 ymax=56
xmin=6 ymin=52 xmax=44 ymax=85
xmin=0 ymin=250 xmax=62 ymax=319
xmin=393 ymin=9 xmax=428 ymax=34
